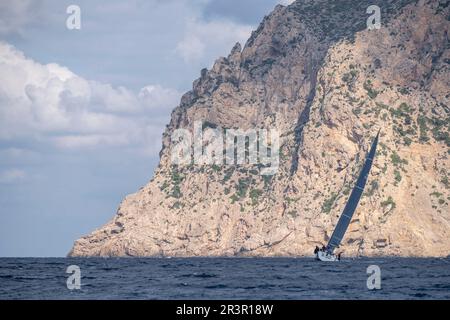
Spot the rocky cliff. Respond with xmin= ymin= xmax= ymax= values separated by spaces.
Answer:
xmin=69 ymin=0 xmax=450 ymax=257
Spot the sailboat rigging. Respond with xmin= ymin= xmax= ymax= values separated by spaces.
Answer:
xmin=315 ymin=130 xmax=380 ymax=262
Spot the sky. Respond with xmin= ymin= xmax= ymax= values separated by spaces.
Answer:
xmin=0 ymin=0 xmax=294 ymax=257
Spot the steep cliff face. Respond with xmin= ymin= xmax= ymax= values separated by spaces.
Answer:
xmin=69 ymin=0 xmax=450 ymax=257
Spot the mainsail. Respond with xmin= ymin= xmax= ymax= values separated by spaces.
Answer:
xmin=326 ymin=131 xmax=380 ymax=253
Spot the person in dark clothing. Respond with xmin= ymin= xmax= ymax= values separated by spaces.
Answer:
xmin=321 ymin=245 xmax=326 ymax=252
xmin=314 ymin=246 xmax=319 ymax=254
xmin=337 ymin=253 xmax=342 ymax=261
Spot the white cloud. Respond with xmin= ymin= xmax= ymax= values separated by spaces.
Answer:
xmin=138 ymin=85 xmax=183 ymax=111
xmin=176 ymin=17 xmax=253 ymax=63
xmin=0 ymin=42 xmax=182 ymax=151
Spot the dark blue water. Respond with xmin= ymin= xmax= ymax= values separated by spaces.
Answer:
xmin=0 ymin=258 xmax=449 ymax=299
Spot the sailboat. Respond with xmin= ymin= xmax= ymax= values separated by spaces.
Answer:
xmin=315 ymin=130 xmax=380 ymax=262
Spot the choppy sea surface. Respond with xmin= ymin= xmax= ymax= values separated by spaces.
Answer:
xmin=0 ymin=257 xmax=449 ymax=300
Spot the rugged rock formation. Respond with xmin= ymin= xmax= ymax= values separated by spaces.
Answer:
xmin=70 ymin=0 xmax=450 ymax=257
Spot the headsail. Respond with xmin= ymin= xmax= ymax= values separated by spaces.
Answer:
xmin=326 ymin=131 xmax=380 ymax=253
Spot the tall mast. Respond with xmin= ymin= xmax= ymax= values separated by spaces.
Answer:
xmin=326 ymin=131 xmax=380 ymax=253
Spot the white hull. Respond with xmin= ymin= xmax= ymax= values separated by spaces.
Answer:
xmin=316 ymin=250 xmax=339 ymax=262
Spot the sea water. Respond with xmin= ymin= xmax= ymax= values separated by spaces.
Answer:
xmin=0 ymin=257 xmax=449 ymax=299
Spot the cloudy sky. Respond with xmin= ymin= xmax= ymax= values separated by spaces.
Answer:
xmin=0 ymin=0 xmax=293 ymax=256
